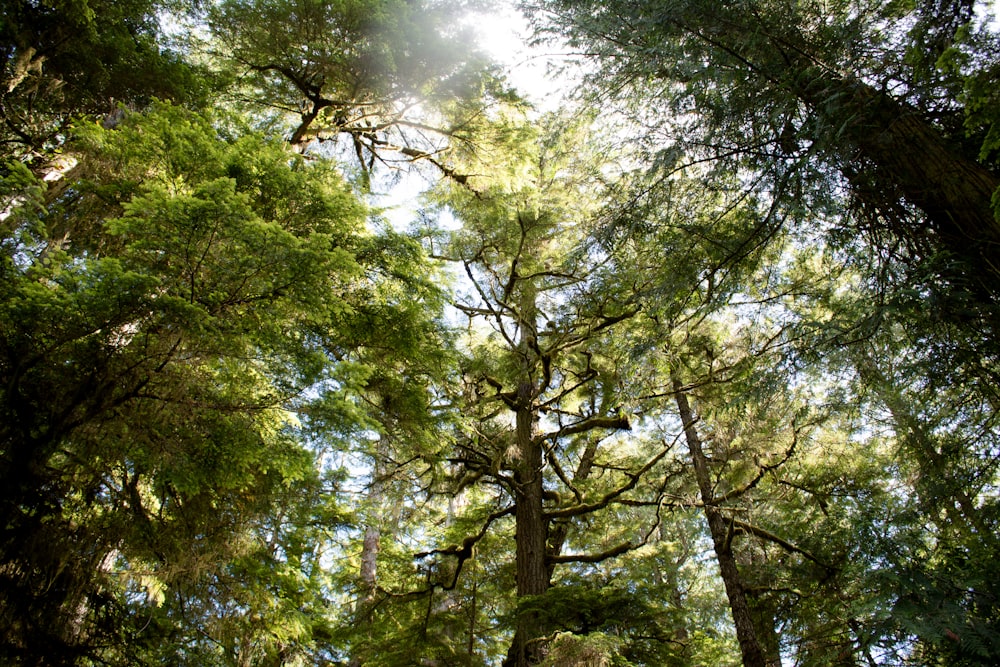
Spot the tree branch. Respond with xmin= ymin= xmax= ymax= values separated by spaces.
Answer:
xmin=544 ymin=413 xmax=631 ymax=441
xmin=414 ymin=505 xmax=515 ymax=590
xmin=547 ymin=540 xmax=637 ymax=564
xmin=732 ymin=519 xmax=833 ymax=571
xmin=545 ymin=434 xmax=679 ymax=519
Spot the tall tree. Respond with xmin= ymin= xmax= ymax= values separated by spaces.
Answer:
xmin=422 ymin=113 xmax=687 ymax=666
xmin=529 ymin=0 xmax=1000 ymax=311
xmin=670 ymin=368 xmax=768 ymax=667
xmin=0 ymin=102 xmax=446 ymax=665
xmin=0 ymin=1 xmax=503 ymax=662
xmin=523 ymin=8 xmax=1000 ymax=661
xmin=783 ymin=246 xmax=1000 ymax=663
xmin=0 ymin=0 xmax=207 ymax=164
xmin=208 ymin=0 xmax=511 ymax=181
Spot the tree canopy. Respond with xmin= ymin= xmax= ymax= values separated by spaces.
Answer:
xmin=2 ymin=1 xmax=999 ymax=665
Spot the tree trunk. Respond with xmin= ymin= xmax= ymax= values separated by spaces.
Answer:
xmin=349 ymin=442 xmax=389 ymax=667
xmin=673 ymin=373 xmax=767 ymax=667
xmin=796 ymin=70 xmax=1000 ymax=291
xmin=738 ymin=549 xmax=782 ymax=667
xmin=851 ymin=352 xmax=994 ymax=543
xmin=689 ymin=9 xmax=1000 ymax=282
xmin=505 ymin=282 xmax=550 ymax=667
xmin=651 ymin=523 xmax=691 ymax=664
xmin=507 ymin=382 xmax=549 ymax=667
xmin=358 ymin=524 xmax=380 ymax=605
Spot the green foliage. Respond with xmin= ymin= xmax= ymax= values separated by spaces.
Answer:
xmin=533 ymin=0 xmax=1000 ymax=317
xmin=0 ymin=101 xmax=447 ymax=664
xmin=0 ymin=0 xmax=211 ymax=162
xmin=3 ymin=2 xmax=1000 ymax=666
xmin=514 ymin=586 xmax=676 ymax=667
xmin=207 ymin=0 xmax=506 ymax=178
xmin=517 ymin=586 xmax=646 ymax=635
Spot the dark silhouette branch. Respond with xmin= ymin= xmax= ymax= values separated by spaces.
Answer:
xmin=414 ymin=505 xmax=515 ymax=590
xmin=547 ymin=540 xmax=637 ymax=564
xmin=732 ymin=519 xmax=833 ymax=571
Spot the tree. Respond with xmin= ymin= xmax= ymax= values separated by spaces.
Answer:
xmin=666 ymin=338 xmax=857 ymax=667
xmin=529 ymin=0 xmax=1000 ymax=314
xmin=522 ymin=7 xmax=1000 ymax=661
xmin=207 ymin=0 xmax=512 ymax=182
xmin=0 ymin=102 xmax=446 ymax=665
xmin=671 ymin=367 xmax=769 ymax=667
xmin=571 ymin=130 xmax=931 ymax=664
xmin=419 ymin=112 xmax=691 ymax=666
xmin=782 ymin=246 xmax=1000 ymax=664
xmin=0 ymin=1 xmax=504 ymax=662
xmin=8 ymin=2 xmax=1000 ymax=665
xmin=0 ymin=0 xmax=208 ymax=164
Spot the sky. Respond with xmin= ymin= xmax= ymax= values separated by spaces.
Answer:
xmin=467 ymin=2 xmax=572 ymax=111
xmin=379 ymin=0 xmax=1000 ymax=225
xmin=375 ymin=4 xmax=563 ymax=226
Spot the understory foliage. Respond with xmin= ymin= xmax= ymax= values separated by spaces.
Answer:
xmin=1 ymin=1 xmax=999 ymax=666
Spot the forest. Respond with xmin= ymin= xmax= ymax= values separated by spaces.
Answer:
xmin=1 ymin=0 xmax=999 ymax=665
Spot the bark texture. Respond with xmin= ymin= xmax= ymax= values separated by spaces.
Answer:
xmin=507 ymin=381 xmax=548 ymax=667
xmin=673 ymin=373 xmax=767 ymax=667
xmin=795 ymin=70 xmax=1000 ymax=292
xmin=505 ymin=282 xmax=550 ymax=667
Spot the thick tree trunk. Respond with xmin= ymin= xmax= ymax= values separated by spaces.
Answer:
xmin=690 ymin=10 xmax=1000 ymax=279
xmin=358 ymin=524 xmax=380 ymax=604
xmin=507 ymin=382 xmax=549 ymax=667
xmin=505 ymin=281 xmax=550 ymax=667
xmin=673 ymin=373 xmax=767 ymax=667
xmin=796 ymin=71 xmax=1000 ymax=289
xmin=739 ymin=550 xmax=783 ymax=667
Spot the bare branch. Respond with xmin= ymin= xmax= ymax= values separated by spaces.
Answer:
xmin=545 ymin=434 xmax=679 ymax=519
xmin=414 ymin=505 xmax=516 ymax=590
xmin=547 ymin=540 xmax=637 ymax=564
xmin=544 ymin=413 xmax=631 ymax=441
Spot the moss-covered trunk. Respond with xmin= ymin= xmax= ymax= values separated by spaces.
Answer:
xmin=798 ymin=71 xmax=1000 ymax=289
xmin=505 ymin=281 xmax=549 ymax=667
